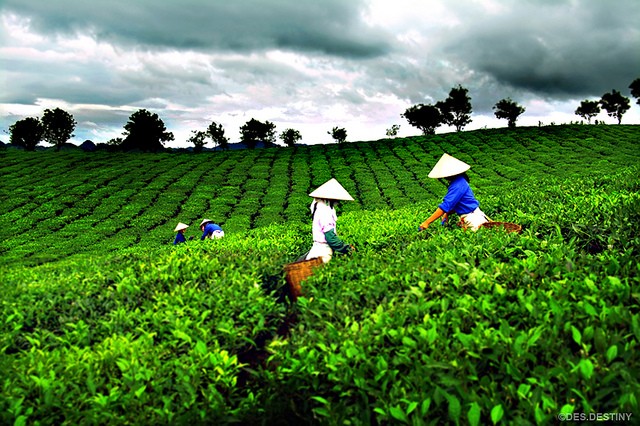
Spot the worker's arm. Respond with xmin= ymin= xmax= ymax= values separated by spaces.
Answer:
xmin=324 ymin=229 xmax=352 ymax=254
xmin=419 ymin=207 xmax=445 ymax=230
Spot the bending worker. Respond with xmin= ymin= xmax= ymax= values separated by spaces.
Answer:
xmin=173 ymin=222 xmax=189 ymax=245
xmin=305 ymin=178 xmax=355 ymax=263
xmin=419 ymin=153 xmax=489 ymax=231
xmin=200 ymin=218 xmax=225 ymax=239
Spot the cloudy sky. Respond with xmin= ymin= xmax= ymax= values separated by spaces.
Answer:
xmin=1 ymin=0 xmax=639 ymax=147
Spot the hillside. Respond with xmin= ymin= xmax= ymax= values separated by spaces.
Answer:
xmin=0 ymin=124 xmax=639 ymax=424
xmin=1 ymin=124 xmax=638 ymax=266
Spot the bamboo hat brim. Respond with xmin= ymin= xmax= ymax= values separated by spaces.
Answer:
xmin=199 ymin=218 xmax=212 ymax=227
xmin=309 ymin=178 xmax=354 ymax=201
xmin=174 ymin=222 xmax=189 ymax=232
xmin=428 ymin=153 xmax=471 ymax=178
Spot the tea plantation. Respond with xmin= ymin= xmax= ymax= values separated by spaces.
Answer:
xmin=1 ymin=124 xmax=639 ymax=425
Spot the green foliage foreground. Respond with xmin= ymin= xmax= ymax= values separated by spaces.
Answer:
xmin=0 ymin=125 xmax=639 ymax=424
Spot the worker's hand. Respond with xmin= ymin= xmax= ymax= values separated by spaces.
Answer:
xmin=349 ymin=244 xmax=356 ymax=252
xmin=418 ymin=223 xmax=429 ymax=231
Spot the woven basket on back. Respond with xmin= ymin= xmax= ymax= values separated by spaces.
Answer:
xmin=480 ymin=221 xmax=522 ymax=233
xmin=284 ymin=257 xmax=323 ymax=301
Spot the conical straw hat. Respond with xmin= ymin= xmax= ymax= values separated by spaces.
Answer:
xmin=199 ymin=218 xmax=212 ymax=227
xmin=174 ymin=222 xmax=189 ymax=232
xmin=309 ymin=178 xmax=354 ymax=201
xmin=428 ymin=153 xmax=471 ymax=178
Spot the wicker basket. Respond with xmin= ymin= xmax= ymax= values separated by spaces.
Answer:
xmin=480 ymin=221 xmax=522 ymax=233
xmin=284 ymin=257 xmax=323 ymax=301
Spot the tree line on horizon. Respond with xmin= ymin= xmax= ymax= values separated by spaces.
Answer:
xmin=5 ymin=78 xmax=639 ymax=152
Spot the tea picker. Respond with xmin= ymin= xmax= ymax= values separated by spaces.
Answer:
xmin=173 ymin=222 xmax=189 ymax=245
xmin=199 ymin=218 xmax=225 ymax=240
xmin=418 ymin=153 xmax=522 ymax=234
xmin=285 ymin=178 xmax=355 ymax=301
xmin=304 ymin=178 xmax=355 ymax=263
xmin=418 ymin=153 xmax=490 ymax=231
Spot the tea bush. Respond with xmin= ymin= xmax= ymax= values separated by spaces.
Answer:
xmin=0 ymin=125 xmax=638 ymax=424
xmin=259 ymin=168 xmax=640 ymax=424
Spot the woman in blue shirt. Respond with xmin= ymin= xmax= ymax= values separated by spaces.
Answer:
xmin=200 ymin=218 xmax=225 ymax=239
xmin=173 ymin=222 xmax=189 ymax=245
xmin=418 ymin=153 xmax=488 ymax=231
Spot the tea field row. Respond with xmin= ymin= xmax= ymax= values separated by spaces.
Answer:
xmin=1 ymin=162 xmax=638 ymax=424
xmin=1 ymin=124 xmax=638 ymax=266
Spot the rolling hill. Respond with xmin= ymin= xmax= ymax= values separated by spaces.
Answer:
xmin=1 ymin=124 xmax=638 ymax=424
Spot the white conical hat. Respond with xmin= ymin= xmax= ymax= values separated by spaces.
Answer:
xmin=428 ymin=153 xmax=471 ymax=178
xmin=199 ymin=218 xmax=212 ymax=227
xmin=174 ymin=222 xmax=189 ymax=232
xmin=309 ymin=178 xmax=354 ymax=201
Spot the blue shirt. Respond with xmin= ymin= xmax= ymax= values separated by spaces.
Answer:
xmin=173 ymin=232 xmax=186 ymax=245
xmin=438 ymin=175 xmax=479 ymax=215
xmin=201 ymin=222 xmax=223 ymax=240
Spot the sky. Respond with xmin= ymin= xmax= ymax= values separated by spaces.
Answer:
xmin=1 ymin=0 xmax=639 ymax=147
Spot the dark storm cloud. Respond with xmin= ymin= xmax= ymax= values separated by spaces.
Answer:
xmin=1 ymin=49 xmax=222 ymax=108
xmin=0 ymin=0 xmax=392 ymax=58
xmin=1 ymin=0 xmax=639 ymax=145
xmin=444 ymin=0 xmax=640 ymax=99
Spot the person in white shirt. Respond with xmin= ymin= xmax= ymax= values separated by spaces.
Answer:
xmin=305 ymin=178 xmax=355 ymax=263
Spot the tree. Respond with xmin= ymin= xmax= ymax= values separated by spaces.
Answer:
xmin=630 ymin=78 xmax=640 ymax=105
xmin=280 ymin=128 xmax=302 ymax=147
xmin=240 ymin=118 xmax=276 ymax=149
xmin=575 ymin=100 xmax=601 ymax=124
xmin=121 ymin=109 xmax=174 ymax=152
xmin=207 ymin=121 xmax=229 ymax=150
xmin=402 ymin=104 xmax=442 ymax=135
xmin=41 ymin=107 xmax=77 ymax=151
xmin=493 ymin=98 xmax=525 ymax=128
xmin=437 ymin=85 xmax=473 ymax=132
xmin=328 ymin=126 xmax=347 ymax=144
xmin=187 ymin=130 xmax=208 ymax=153
xmin=9 ymin=117 xmax=44 ymax=151
xmin=385 ymin=124 xmax=400 ymax=138
xmin=599 ymin=90 xmax=630 ymax=124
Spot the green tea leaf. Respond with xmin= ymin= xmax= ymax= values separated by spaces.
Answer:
xmin=402 ymin=336 xmax=417 ymax=349
xmin=534 ymin=405 xmax=545 ymax=424
xmin=134 ymin=385 xmax=146 ymax=398
xmin=195 ymin=340 xmax=207 ymax=355
xmin=517 ymin=384 xmax=531 ymax=399
xmin=570 ymin=326 xmax=581 ymax=345
xmin=579 ymin=359 xmax=594 ymax=380
xmin=467 ymin=402 xmax=481 ymax=426
xmin=313 ymin=407 xmax=331 ymax=418
xmin=420 ymin=398 xmax=432 ymax=417
xmin=632 ymin=315 xmax=640 ymax=342
xmin=389 ymin=405 xmax=408 ymax=423
xmin=172 ymin=329 xmax=192 ymax=343
xmin=559 ymin=404 xmax=574 ymax=414
xmin=311 ymin=396 xmax=329 ymax=405
xmin=490 ymin=404 xmax=504 ymax=424
xmin=605 ymin=345 xmax=618 ymax=363
xmin=447 ymin=395 xmax=461 ymax=422
xmin=373 ymin=407 xmax=386 ymax=417
xmin=528 ymin=327 xmax=543 ymax=346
